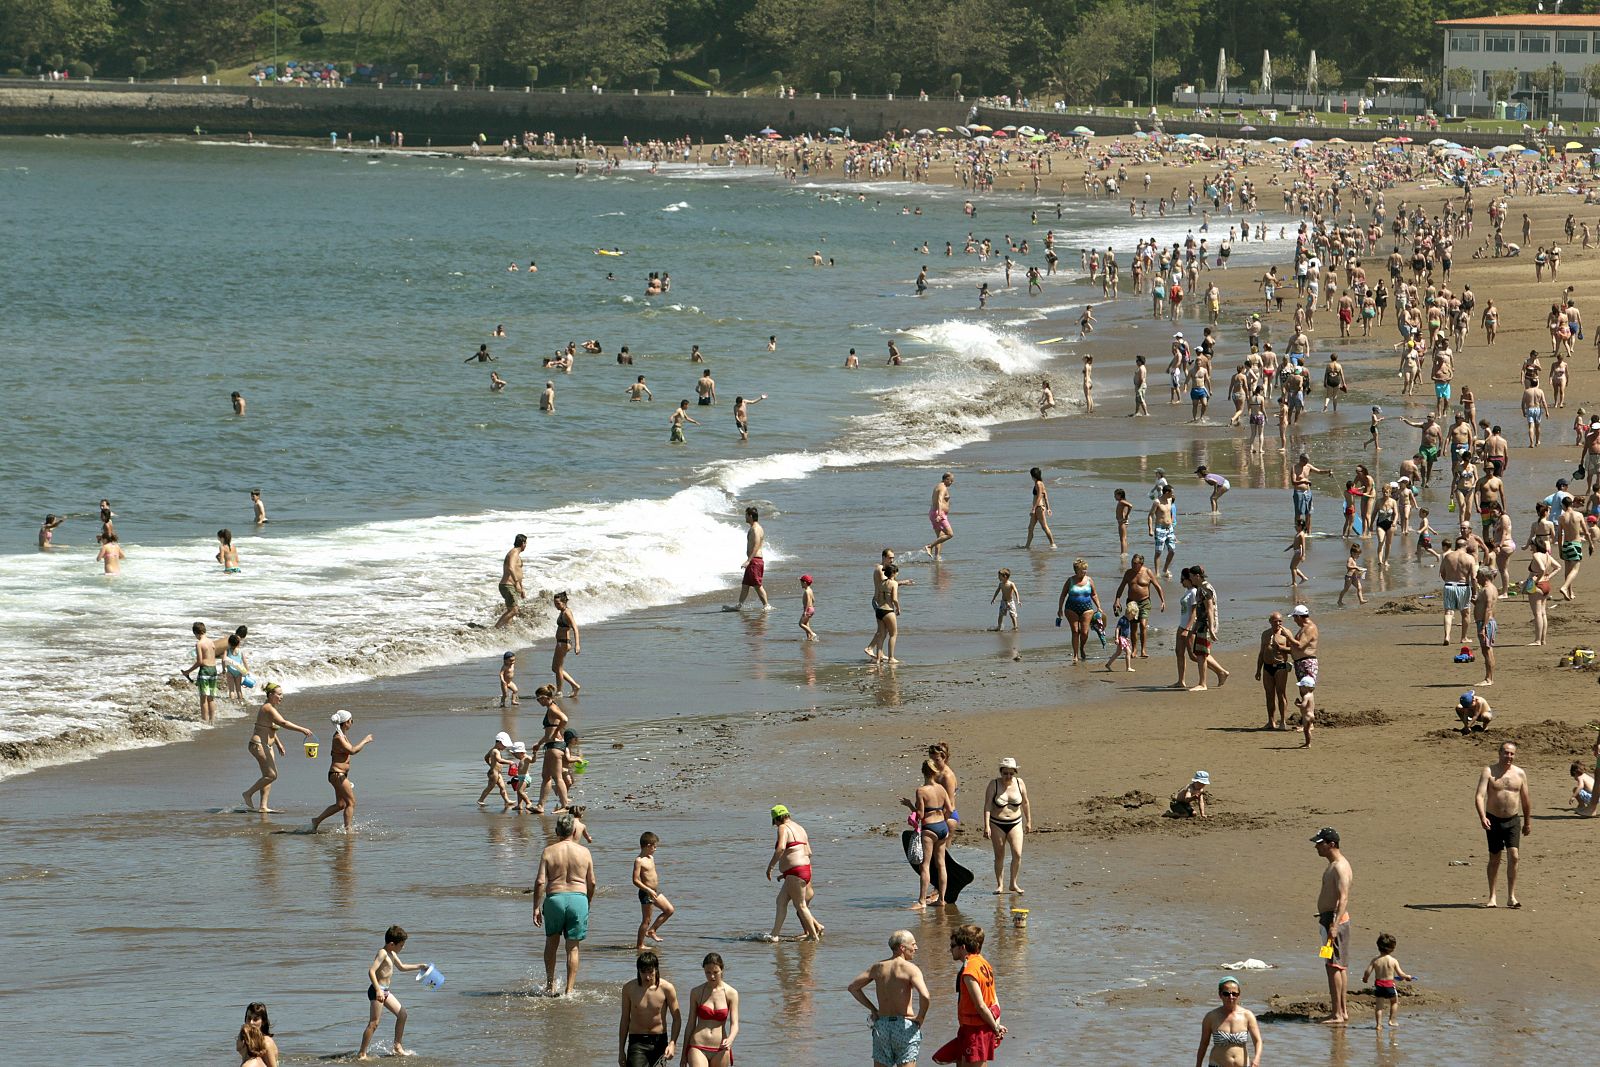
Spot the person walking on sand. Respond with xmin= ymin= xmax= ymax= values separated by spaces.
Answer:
xmin=931 ymin=924 xmax=1005 ymax=1066
xmin=496 ymin=534 xmax=526 ymax=629
xmin=1132 ymin=356 xmax=1150 ymax=416
xmin=765 ymin=804 xmax=823 ymax=941
xmin=243 ymin=682 xmax=315 ymax=813
xmin=682 ymin=953 xmax=740 ymax=1067
xmin=731 ymin=507 xmax=770 ymax=610
xmin=798 ymin=574 xmax=817 ymax=640
xmin=988 ymin=569 xmax=1020 ymax=632
xmin=533 ymin=812 xmax=597 ymax=995
xmin=1288 ymin=605 xmax=1319 ymax=746
xmin=619 ymin=950 xmax=681 ymax=1067
xmin=926 ymin=473 xmax=955 ymax=560
xmin=1473 ymin=566 xmax=1499 ymax=687
xmin=356 ymin=925 xmax=429 ymax=1060
xmin=1310 ymin=827 xmax=1353 ymax=1025
xmin=1476 ymin=742 xmax=1530 ymax=908
xmin=848 ymin=930 xmax=931 ymax=1067
xmin=310 ymin=710 xmax=372 ymax=833
xmin=1112 ymin=554 xmax=1165 ymax=658
xmin=1025 ymin=467 xmax=1055 ymax=549
xmin=551 ymin=591 xmax=581 ymax=695
xmin=632 ymin=832 xmax=676 ymax=951
xmin=1148 ymin=488 xmax=1178 ymax=577
xmin=1195 ymin=977 xmax=1261 ymax=1067
xmin=1186 ymin=566 xmax=1228 ymax=690
xmin=983 ymin=758 xmax=1030 ymax=894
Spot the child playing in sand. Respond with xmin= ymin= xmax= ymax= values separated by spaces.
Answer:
xmin=1286 ymin=517 xmax=1311 ymax=585
xmin=1038 ymin=379 xmax=1056 ymax=418
xmin=1337 ymin=543 xmax=1368 ymax=605
xmin=632 ymin=831 xmax=676 ymax=950
xmin=1105 ymin=603 xmax=1137 ymax=672
xmin=989 ymin=568 xmax=1020 ymax=631
xmin=477 ymin=733 xmax=514 ymax=807
xmin=499 ymin=651 xmax=518 ymax=707
xmin=1571 ymin=760 xmax=1595 ymax=809
xmin=1168 ymin=770 xmax=1210 ymax=818
xmin=1415 ymin=508 xmax=1442 ymax=562
xmin=1360 ymin=933 xmax=1414 ymax=1030
xmin=798 ymin=574 xmax=817 ymax=640
xmin=1341 ymin=480 xmax=1358 ymax=538
xmin=359 ymin=925 xmax=429 ymax=1059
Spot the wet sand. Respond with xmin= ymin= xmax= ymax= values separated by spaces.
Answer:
xmin=7 ymin=133 xmax=1600 ymax=1061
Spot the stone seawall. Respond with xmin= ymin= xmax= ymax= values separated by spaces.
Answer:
xmin=0 ymin=82 xmax=968 ymax=142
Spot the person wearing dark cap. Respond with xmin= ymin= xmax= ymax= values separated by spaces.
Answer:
xmin=1310 ymin=827 xmax=1353 ymax=1025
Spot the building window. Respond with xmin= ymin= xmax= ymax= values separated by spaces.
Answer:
xmin=1558 ymin=31 xmax=1589 ymax=54
xmin=1516 ymin=72 xmax=1536 ymax=93
xmin=1520 ymin=32 xmax=1551 ymax=53
xmin=1449 ymin=30 xmax=1481 ymax=53
xmin=1565 ymin=75 xmax=1582 ymax=94
xmin=1484 ymin=31 xmax=1515 ymax=52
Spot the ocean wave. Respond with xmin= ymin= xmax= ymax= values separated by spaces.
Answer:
xmin=660 ymin=201 xmax=690 ymax=212
xmin=0 ymin=489 xmax=752 ymax=778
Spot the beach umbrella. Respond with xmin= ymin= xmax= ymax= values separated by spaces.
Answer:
xmin=1521 ymin=148 xmax=1540 ymax=156
xmin=1188 ymin=132 xmax=1207 ymax=138
xmin=1488 ymin=145 xmax=1510 ymax=154
xmin=1266 ymin=136 xmax=1287 ymax=143
xmin=1484 ymin=167 xmax=1503 ymax=175
xmin=758 ymin=126 xmax=777 ymax=135
xmin=936 ymin=126 xmax=953 ymax=132
xmin=1017 ymin=125 xmax=1036 ymax=134
xmin=1428 ymin=137 xmax=1449 ymax=146
xmin=1327 ymin=136 xmax=1347 ymax=144
xmin=993 ymin=129 xmax=1009 ymax=137
xmin=1029 ymin=134 xmax=1047 ymax=142
xmin=955 ymin=125 xmax=972 ymax=136
xmin=1506 ymin=142 xmax=1526 ymax=150
xmin=1292 ymin=137 xmax=1312 ymax=148
xmin=765 ymin=131 xmax=782 ymax=139
xmin=1133 ymin=130 xmax=1151 ymax=138
xmin=1567 ymin=140 xmax=1586 ymax=149
xmin=1239 ymin=125 xmax=1257 ymax=132
xmin=1001 ymin=124 xmax=1018 ymax=131
xmin=827 ymin=126 xmax=844 ymax=133
xmin=1394 ymin=136 xmax=1413 ymax=144
xmin=1072 ymin=125 xmax=1093 ymax=134
xmin=972 ymin=135 xmax=992 ymax=144
xmin=1444 ymin=142 xmax=1462 ymax=149
xmin=915 ymin=128 xmax=933 ymax=136
xmin=971 ymin=124 xmax=992 ymax=132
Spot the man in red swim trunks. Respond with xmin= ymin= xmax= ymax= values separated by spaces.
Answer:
xmin=926 ymin=472 xmax=956 ymax=560
xmin=732 ymin=507 xmax=771 ymax=610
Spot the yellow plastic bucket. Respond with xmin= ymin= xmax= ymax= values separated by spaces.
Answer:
xmin=304 ymin=741 xmax=319 ymax=759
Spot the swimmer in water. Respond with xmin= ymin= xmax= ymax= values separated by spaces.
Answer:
xmin=734 ymin=394 xmax=767 ymax=441
xmin=251 ymin=489 xmax=267 ymax=525
xmin=625 ymin=375 xmax=653 ymax=401
xmin=96 ymin=532 xmax=124 ymax=574
xmin=465 ymin=343 xmax=494 ymax=363
xmin=845 ymin=348 xmax=860 ymax=368
xmin=231 ymin=391 xmax=246 ymax=415
xmin=216 ymin=529 xmax=241 ymax=573
xmin=541 ymin=381 xmax=556 ymax=413
xmin=38 ymin=513 xmax=65 ymax=550
xmin=490 ymin=371 xmax=507 ymax=392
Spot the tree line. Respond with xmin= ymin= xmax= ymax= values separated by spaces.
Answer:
xmin=0 ymin=0 xmax=1505 ymax=101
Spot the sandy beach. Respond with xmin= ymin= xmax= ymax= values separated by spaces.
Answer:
xmin=6 ymin=128 xmax=1600 ymax=1063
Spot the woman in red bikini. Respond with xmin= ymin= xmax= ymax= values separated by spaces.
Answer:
xmin=764 ymin=804 xmax=824 ymax=941
xmin=680 ymin=952 xmax=739 ymax=1067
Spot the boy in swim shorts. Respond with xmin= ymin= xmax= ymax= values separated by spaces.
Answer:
xmin=359 ymin=925 xmax=429 ymax=1059
xmin=1360 ymin=933 xmax=1413 ymax=1030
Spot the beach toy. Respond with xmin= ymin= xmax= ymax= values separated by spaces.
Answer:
xmin=241 ymin=675 xmax=257 ymax=689
xmin=573 ymin=758 xmax=590 ymax=775
xmin=416 ymin=963 xmax=444 ymax=990
xmin=1454 ymin=646 xmax=1475 ymax=663
xmin=1011 ymin=908 xmax=1029 ymax=929
xmin=1317 ymin=939 xmax=1335 ymax=960
xmin=304 ymin=739 xmax=319 ymax=759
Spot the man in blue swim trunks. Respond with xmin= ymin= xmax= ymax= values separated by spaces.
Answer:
xmin=533 ymin=812 xmax=596 ymax=995
xmin=848 ymin=929 xmax=930 ymax=1067
xmin=1430 ymin=344 xmax=1454 ymax=418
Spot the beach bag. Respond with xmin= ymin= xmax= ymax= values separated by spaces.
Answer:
xmin=906 ymin=824 xmax=925 ymax=866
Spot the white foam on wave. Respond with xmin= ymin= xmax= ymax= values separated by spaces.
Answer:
xmin=0 ymin=488 xmax=752 ymax=776
xmin=702 ymin=319 xmax=1047 ymax=497
xmin=660 ymin=201 xmax=690 ymax=212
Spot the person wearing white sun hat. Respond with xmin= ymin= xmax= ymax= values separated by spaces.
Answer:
xmin=982 ymin=758 xmax=1031 ymax=894
xmin=311 ymin=709 xmax=374 ymax=833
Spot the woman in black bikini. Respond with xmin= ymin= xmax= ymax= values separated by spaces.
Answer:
xmin=983 ymin=757 xmax=1031 ymax=894
xmin=532 ymin=684 xmax=573 ymax=813
xmin=1254 ymin=613 xmax=1294 ymax=731
xmin=551 ymin=592 xmax=581 ymax=696
xmin=310 ymin=709 xmax=373 ymax=833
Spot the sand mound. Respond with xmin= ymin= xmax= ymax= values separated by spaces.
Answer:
xmin=1376 ymin=596 xmax=1431 ymax=614
xmin=1421 ymin=718 xmax=1595 ymax=756
xmin=1261 ymin=987 xmax=1454 ymax=1022
xmin=1083 ymin=790 xmax=1162 ymax=813
xmin=1291 ymin=707 xmax=1393 ymax=729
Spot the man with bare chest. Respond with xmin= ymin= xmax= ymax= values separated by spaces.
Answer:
xmin=1474 ymin=742 xmax=1531 ymax=908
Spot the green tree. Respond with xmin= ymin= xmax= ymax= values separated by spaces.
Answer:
xmin=643 ymin=67 xmax=659 ymax=89
xmin=827 ymin=68 xmax=841 ymax=94
xmin=467 ymin=61 xmax=480 ymax=85
xmin=0 ymin=0 xmax=114 ymax=67
xmin=1584 ymin=62 xmax=1600 ymax=120
xmin=887 ymin=71 xmax=901 ymax=94
xmin=949 ymin=71 xmax=961 ymax=95
xmin=526 ymin=64 xmax=538 ymax=85
xmin=707 ymin=67 xmax=720 ymax=87
xmin=1445 ymin=66 xmax=1475 ymax=111
xmin=132 ymin=55 xmax=148 ymax=79
xmin=1486 ymin=69 xmax=1515 ymax=103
